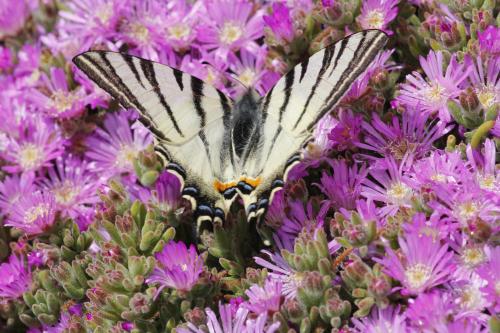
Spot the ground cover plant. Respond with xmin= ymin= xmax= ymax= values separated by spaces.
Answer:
xmin=0 ymin=0 xmax=499 ymax=332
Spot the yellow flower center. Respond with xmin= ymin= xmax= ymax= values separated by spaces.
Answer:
xmin=387 ymin=182 xmax=413 ymax=205
xmin=54 ymin=181 xmax=79 ymax=206
xmin=51 ymin=90 xmax=77 ymax=114
xmin=130 ymin=23 xmax=150 ymax=43
xmin=115 ymin=145 xmax=138 ymax=168
xmin=205 ymin=68 xmax=217 ymax=86
xmin=456 ymin=201 xmax=479 ymax=222
xmin=478 ymin=175 xmax=496 ymax=190
xmin=458 ymin=284 xmax=484 ymax=310
xmin=180 ymin=263 xmax=188 ymax=271
xmin=423 ymin=83 xmax=446 ymax=104
xmin=220 ymin=21 xmax=243 ymax=45
xmin=238 ymin=68 xmax=255 ymax=87
xmin=461 ymin=248 xmax=486 ymax=267
xmin=19 ymin=144 xmax=44 ymax=170
xmin=24 ymin=203 xmax=50 ymax=224
xmin=365 ymin=10 xmax=385 ymax=29
xmin=476 ymin=87 xmax=496 ymax=108
xmin=168 ymin=23 xmax=191 ymax=40
xmin=96 ymin=4 xmax=113 ymax=25
xmin=405 ymin=263 xmax=431 ymax=290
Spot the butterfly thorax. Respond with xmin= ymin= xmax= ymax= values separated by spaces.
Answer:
xmin=231 ymin=89 xmax=262 ymax=160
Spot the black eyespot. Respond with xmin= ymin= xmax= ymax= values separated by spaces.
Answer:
xmin=197 ymin=205 xmax=213 ymax=217
xmin=182 ymin=187 xmax=198 ymax=197
xmin=222 ymin=187 xmax=238 ymax=199
xmin=257 ymin=199 xmax=268 ymax=210
xmin=247 ymin=203 xmax=257 ymax=213
xmin=272 ymin=179 xmax=284 ymax=188
xmin=237 ymin=181 xmax=254 ymax=194
xmin=214 ymin=208 xmax=225 ymax=220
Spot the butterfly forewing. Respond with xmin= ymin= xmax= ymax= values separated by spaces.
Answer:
xmin=240 ymin=30 xmax=388 ymax=218
xmin=73 ymin=51 xmax=236 ymax=222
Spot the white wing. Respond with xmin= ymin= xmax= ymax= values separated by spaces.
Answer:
xmin=240 ymin=30 xmax=388 ymax=219
xmin=73 ymin=51 xmax=236 ymax=224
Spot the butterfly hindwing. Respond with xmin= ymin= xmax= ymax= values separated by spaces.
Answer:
xmin=73 ymin=51 xmax=237 ymax=223
xmin=240 ymin=30 xmax=388 ymax=219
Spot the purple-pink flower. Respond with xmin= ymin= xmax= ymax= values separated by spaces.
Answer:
xmin=357 ymin=0 xmax=399 ymax=34
xmin=376 ymin=228 xmax=455 ymax=295
xmin=85 ymin=111 xmax=152 ymax=176
xmin=5 ymin=191 xmax=58 ymax=235
xmin=196 ymin=0 xmax=264 ymax=61
xmin=242 ymin=278 xmax=283 ymax=315
xmin=397 ymin=51 xmax=470 ymax=123
xmin=351 ymin=306 xmax=408 ymax=333
xmin=146 ymin=241 xmax=204 ymax=294
xmin=0 ymin=255 xmax=32 ymax=299
xmin=477 ymin=26 xmax=500 ymax=57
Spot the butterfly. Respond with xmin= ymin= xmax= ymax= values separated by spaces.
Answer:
xmin=73 ymin=29 xmax=388 ymax=228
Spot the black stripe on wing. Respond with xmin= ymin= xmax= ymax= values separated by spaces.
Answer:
xmin=140 ymin=59 xmax=185 ymax=137
xmin=73 ymin=52 xmax=172 ymax=142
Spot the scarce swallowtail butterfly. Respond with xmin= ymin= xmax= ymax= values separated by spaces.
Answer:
xmin=73 ymin=29 xmax=388 ymax=227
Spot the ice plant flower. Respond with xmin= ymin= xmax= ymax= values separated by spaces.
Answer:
xmin=228 ymin=46 xmax=279 ymax=96
xmin=242 ymin=278 xmax=283 ymax=314
xmin=328 ymin=109 xmax=363 ymax=151
xmin=56 ymin=0 xmax=125 ymax=52
xmin=177 ymin=303 xmax=280 ymax=333
xmin=361 ymin=157 xmax=415 ymax=217
xmin=466 ymin=56 xmax=500 ymax=110
xmin=85 ymin=111 xmax=152 ymax=176
xmin=410 ymin=150 xmax=469 ymax=192
xmin=406 ymin=291 xmax=456 ymax=332
xmin=315 ymin=159 xmax=367 ymax=210
xmin=254 ymin=250 xmax=301 ymax=300
xmin=351 ymin=306 xmax=408 ymax=333
xmin=2 ymin=119 xmax=65 ymax=173
xmin=356 ymin=111 xmax=450 ymax=165
xmin=306 ymin=114 xmax=338 ymax=158
xmin=150 ymin=171 xmax=183 ymax=211
xmin=162 ymin=0 xmax=201 ymax=52
xmin=0 ymin=172 xmax=36 ymax=214
xmin=0 ymin=255 xmax=32 ymax=299
xmin=29 ymin=67 xmax=88 ymax=119
xmin=274 ymin=199 xmax=330 ymax=251
xmin=196 ymin=0 xmax=264 ymax=61
xmin=146 ymin=241 xmax=204 ymax=295
xmin=5 ymin=191 xmax=58 ymax=235
xmin=0 ymin=0 xmax=32 ymax=39
xmin=263 ymin=3 xmax=295 ymax=45
xmin=476 ymin=246 xmax=500 ymax=313
xmin=37 ymin=156 xmax=101 ymax=219
xmin=397 ymin=51 xmax=470 ymax=123
xmin=477 ymin=25 xmax=500 ymax=57
xmin=376 ymin=229 xmax=455 ymax=295
xmin=357 ymin=0 xmax=399 ymax=34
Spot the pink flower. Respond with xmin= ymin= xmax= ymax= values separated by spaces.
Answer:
xmin=242 ymin=278 xmax=283 ymax=314
xmin=196 ymin=0 xmax=264 ymax=61
xmin=0 ymin=0 xmax=32 ymax=39
xmin=357 ymin=0 xmax=399 ymax=34
xmin=263 ymin=3 xmax=295 ymax=45
xmin=376 ymin=228 xmax=455 ymax=295
xmin=5 ymin=191 xmax=58 ymax=235
xmin=477 ymin=26 xmax=500 ymax=57
xmin=85 ymin=111 xmax=152 ymax=176
xmin=0 ymin=255 xmax=32 ymax=299
xmin=397 ymin=51 xmax=470 ymax=123
xmin=146 ymin=241 xmax=204 ymax=294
